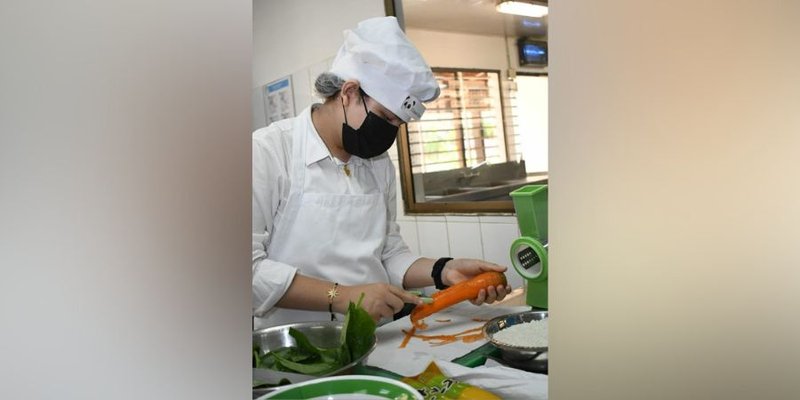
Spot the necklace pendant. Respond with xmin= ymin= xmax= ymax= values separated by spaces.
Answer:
xmin=343 ymin=164 xmax=351 ymax=177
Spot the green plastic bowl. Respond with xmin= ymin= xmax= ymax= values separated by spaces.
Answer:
xmin=258 ymin=375 xmax=423 ymax=400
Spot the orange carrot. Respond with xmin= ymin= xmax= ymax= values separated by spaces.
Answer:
xmin=410 ymin=271 xmax=507 ymax=328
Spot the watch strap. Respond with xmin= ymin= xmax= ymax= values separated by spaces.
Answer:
xmin=431 ymin=257 xmax=453 ymax=290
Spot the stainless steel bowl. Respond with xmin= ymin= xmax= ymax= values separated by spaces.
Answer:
xmin=252 ymin=320 xmax=377 ymax=391
xmin=483 ymin=310 xmax=548 ymax=373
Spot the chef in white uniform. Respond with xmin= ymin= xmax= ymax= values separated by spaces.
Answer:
xmin=252 ymin=17 xmax=511 ymax=329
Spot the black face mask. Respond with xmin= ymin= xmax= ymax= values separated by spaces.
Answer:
xmin=341 ymin=94 xmax=399 ymax=159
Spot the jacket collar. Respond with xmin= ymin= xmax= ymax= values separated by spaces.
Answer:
xmin=304 ymin=105 xmax=364 ymax=167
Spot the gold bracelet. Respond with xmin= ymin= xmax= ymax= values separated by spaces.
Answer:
xmin=327 ymin=282 xmax=339 ymax=321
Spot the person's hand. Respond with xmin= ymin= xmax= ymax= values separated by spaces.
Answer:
xmin=334 ymin=283 xmax=422 ymax=322
xmin=442 ymin=258 xmax=512 ymax=305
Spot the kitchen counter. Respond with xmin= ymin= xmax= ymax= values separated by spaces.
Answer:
xmin=365 ymin=293 xmax=535 ymax=372
xmin=356 ymin=290 xmax=547 ymax=398
xmin=254 ymin=289 xmax=546 ymax=399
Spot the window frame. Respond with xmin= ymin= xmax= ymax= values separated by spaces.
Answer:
xmin=397 ymin=67 xmax=519 ymax=214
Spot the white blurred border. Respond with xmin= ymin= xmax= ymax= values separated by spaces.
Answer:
xmin=0 ymin=1 xmax=252 ymax=399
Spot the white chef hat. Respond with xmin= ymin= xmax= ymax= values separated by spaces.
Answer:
xmin=329 ymin=16 xmax=440 ymax=122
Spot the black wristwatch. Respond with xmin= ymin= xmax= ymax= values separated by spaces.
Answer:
xmin=431 ymin=257 xmax=453 ymax=290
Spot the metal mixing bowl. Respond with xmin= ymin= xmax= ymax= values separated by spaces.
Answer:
xmin=483 ymin=310 xmax=548 ymax=373
xmin=252 ymin=320 xmax=377 ymax=394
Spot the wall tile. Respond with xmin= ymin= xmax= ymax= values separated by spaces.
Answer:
xmin=416 ymin=215 xmax=446 ymax=223
xmin=396 ymin=219 xmax=420 ymax=256
xmin=417 ymin=220 xmax=450 ymax=258
xmin=480 ymin=222 xmax=525 ymax=290
xmin=446 ymin=221 xmax=484 ymax=260
xmin=479 ymin=215 xmax=518 ymax=225
xmin=445 ymin=215 xmax=480 ymax=223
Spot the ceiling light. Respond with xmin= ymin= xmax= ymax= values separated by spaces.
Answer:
xmin=495 ymin=0 xmax=548 ymax=18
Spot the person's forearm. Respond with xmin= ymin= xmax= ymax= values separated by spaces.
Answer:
xmin=402 ymin=257 xmax=436 ymax=288
xmin=276 ymin=274 xmax=345 ymax=313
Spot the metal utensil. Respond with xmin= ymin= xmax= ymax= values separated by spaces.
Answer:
xmin=252 ymin=320 xmax=377 ymax=390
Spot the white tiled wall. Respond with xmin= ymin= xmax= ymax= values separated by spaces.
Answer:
xmin=445 ymin=216 xmax=484 ymax=260
xmin=479 ymin=219 xmax=524 ymax=290
xmin=416 ymin=215 xmax=450 ymax=258
xmin=395 ymin=219 xmax=419 ymax=255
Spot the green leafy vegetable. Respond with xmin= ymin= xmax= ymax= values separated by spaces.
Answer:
xmin=341 ymin=293 xmax=377 ymax=361
xmin=253 ymin=293 xmax=376 ymax=377
xmin=270 ymin=351 xmax=338 ymax=375
xmin=288 ymin=328 xmax=323 ymax=358
xmin=253 ymin=345 xmax=262 ymax=369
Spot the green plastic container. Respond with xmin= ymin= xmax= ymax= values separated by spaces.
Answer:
xmin=510 ymin=185 xmax=548 ymax=241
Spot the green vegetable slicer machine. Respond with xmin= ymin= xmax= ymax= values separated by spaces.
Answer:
xmin=509 ymin=184 xmax=548 ymax=309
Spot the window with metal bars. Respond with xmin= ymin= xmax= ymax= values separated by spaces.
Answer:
xmin=406 ymin=68 xmax=518 ymax=174
xmin=396 ymin=68 xmax=545 ymax=213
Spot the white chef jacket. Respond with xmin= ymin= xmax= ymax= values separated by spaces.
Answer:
xmin=252 ymin=105 xmax=420 ymax=328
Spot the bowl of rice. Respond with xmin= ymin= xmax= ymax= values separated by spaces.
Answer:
xmin=483 ymin=310 xmax=548 ymax=372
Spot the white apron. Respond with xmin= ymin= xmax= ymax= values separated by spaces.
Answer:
xmin=254 ymin=114 xmax=390 ymax=329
